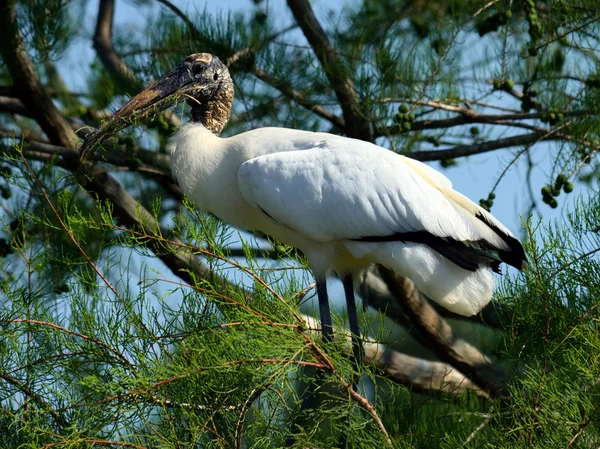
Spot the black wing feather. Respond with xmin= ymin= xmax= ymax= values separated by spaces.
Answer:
xmin=352 ymin=231 xmax=503 ymax=273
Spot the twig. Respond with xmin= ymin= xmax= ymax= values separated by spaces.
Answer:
xmin=566 ymin=400 xmax=600 ymax=447
xmin=2 ymin=319 xmax=130 ymax=368
xmin=462 ymin=406 xmax=494 ymax=445
xmin=233 ymin=344 xmax=312 ymax=449
xmin=0 ymin=372 xmax=70 ymax=428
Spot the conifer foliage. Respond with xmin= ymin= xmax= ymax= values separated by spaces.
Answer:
xmin=0 ymin=0 xmax=599 ymax=447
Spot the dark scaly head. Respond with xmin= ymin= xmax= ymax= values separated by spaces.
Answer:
xmin=80 ymin=53 xmax=234 ymax=162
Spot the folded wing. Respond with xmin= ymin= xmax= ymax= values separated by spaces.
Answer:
xmin=237 ymin=137 xmax=525 ymax=271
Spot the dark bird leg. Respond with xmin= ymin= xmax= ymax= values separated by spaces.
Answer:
xmin=316 ymin=277 xmax=333 ymax=343
xmin=339 ymin=274 xmax=363 ymax=449
xmin=342 ymin=274 xmax=363 ymax=372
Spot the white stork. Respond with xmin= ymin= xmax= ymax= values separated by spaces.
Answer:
xmin=80 ymin=53 xmax=526 ymax=363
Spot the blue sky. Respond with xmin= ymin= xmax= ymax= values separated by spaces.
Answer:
xmin=56 ymin=0 xmax=587 ymax=241
xmin=44 ymin=0 xmax=593 ymax=325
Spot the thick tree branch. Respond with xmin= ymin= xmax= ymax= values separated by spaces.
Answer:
xmin=360 ymin=266 xmax=508 ymax=329
xmin=410 ymin=131 xmax=553 ymax=161
xmin=0 ymin=96 xmax=29 ymax=116
xmin=377 ymin=266 xmax=507 ymax=396
xmin=302 ymin=314 xmax=487 ymax=398
xmin=93 ymin=0 xmax=139 ymax=90
xmin=0 ymin=2 xmax=76 ymax=147
xmin=286 ymin=0 xmax=372 ymax=141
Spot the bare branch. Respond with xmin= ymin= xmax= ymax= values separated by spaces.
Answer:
xmin=301 ymin=314 xmax=488 ymax=398
xmin=360 ymin=266 xmax=508 ymax=329
xmin=286 ymin=0 xmax=372 ymax=141
xmin=409 ymin=131 xmax=553 ymax=161
xmin=377 ymin=266 xmax=507 ymax=395
xmin=93 ymin=0 xmax=180 ymax=128
xmin=93 ymin=0 xmax=139 ymax=90
xmin=0 ymin=1 xmax=76 ymax=146
xmin=250 ymin=67 xmax=345 ymax=129
xmin=226 ymin=24 xmax=298 ymax=66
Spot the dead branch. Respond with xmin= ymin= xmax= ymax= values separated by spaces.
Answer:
xmin=360 ymin=265 xmax=508 ymax=329
xmin=376 ymin=266 xmax=507 ymax=396
xmin=301 ymin=314 xmax=488 ymax=398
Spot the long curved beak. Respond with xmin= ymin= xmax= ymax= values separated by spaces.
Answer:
xmin=79 ymin=63 xmax=194 ymax=162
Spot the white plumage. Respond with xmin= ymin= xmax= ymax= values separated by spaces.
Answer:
xmin=168 ymin=124 xmax=522 ymax=316
xmin=80 ymin=52 xmax=525 ymax=347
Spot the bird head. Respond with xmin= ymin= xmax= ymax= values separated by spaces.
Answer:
xmin=80 ymin=53 xmax=233 ymax=162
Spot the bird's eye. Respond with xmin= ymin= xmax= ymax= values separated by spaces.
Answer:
xmin=191 ymin=65 xmax=204 ymax=76
xmin=213 ymin=73 xmax=219 ymax=81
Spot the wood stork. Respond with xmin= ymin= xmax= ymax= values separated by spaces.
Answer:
xmin=80 ymin=53 xmax=526 ymax=365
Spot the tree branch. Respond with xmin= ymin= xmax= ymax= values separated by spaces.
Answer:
xmin=0 ymin=1 xmax=76 ymax=147
xmin=93 ymin=0 xmax=180 ymax=128
xmin=410 ymin=131 xmax=553 ymax=161
xmin=380 ymin=111 xmax=590 ymax=138
xmin=286 ymin=0 xmax=372 ymax=141
xmin=301 ymin=314 xmax=488 ymax=398
xmin=376 ymin=266 xmax=507 ymax=396
xmin=360 ymin=265 xmax=508 ymax=329
xmin=0 ymin=96 xmax=29 ymax=116
xmin=93 ymin=0 xmax=139 ymax=90
xmin=250 ymin=66 xmax=345 ymax=129
xmin=0 ymin=372 xmax=69 ymax=428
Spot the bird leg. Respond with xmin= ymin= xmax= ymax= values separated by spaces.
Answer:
xmin=339 ymin=274 xmax=363 ymax=449
xmin=342 ymin=274 xmax=363 ymax=377
xmin=316 ymin=277 xmax=333 ymax=343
